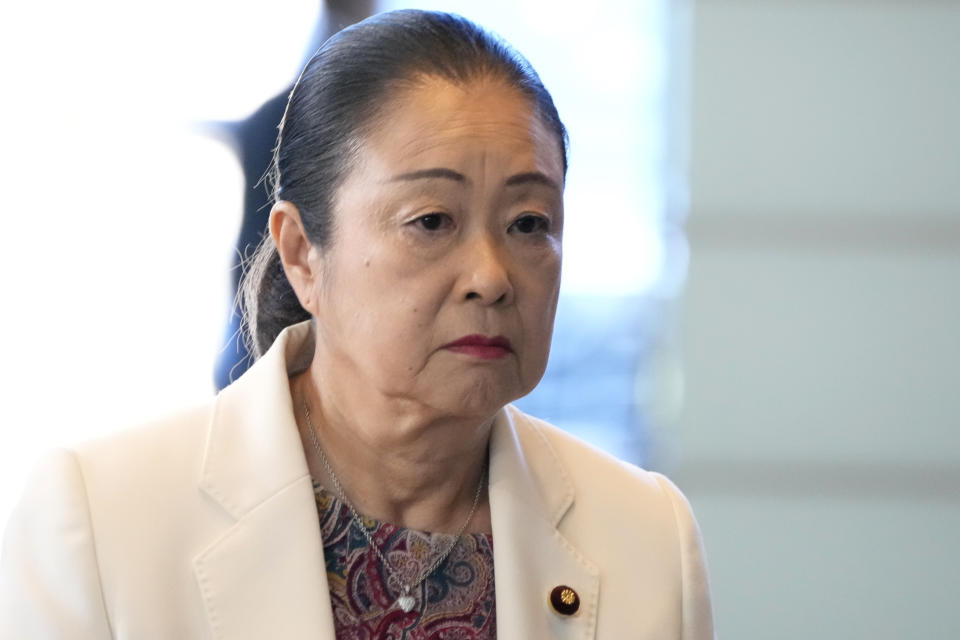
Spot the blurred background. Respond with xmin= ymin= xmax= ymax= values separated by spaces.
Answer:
xmin=1 ymin=0 xmax=957 ymax=637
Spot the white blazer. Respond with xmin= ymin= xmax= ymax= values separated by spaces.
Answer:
xmin=1 ymin=322 xmax=714 ymax=639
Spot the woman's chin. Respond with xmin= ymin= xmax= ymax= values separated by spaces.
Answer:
xmin=429 ymin=376 xmax=520 ymax=422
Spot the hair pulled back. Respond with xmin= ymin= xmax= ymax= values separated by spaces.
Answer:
xmin=241 ymin=9 xmax=568 ymax=357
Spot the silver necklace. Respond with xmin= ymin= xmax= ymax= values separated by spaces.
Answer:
xmin=302 ymin=402 xmax=486 ymax=613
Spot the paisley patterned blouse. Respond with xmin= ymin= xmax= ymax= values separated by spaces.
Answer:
xmin=314 ymin=484 xmax=497 ymax=639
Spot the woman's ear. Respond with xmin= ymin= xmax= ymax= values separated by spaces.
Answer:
xmin=270 ymin=200 xmax=321 ymax=313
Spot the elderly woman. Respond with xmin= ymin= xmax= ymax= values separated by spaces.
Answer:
xmin=0 ymin=10 xmax=713 ymax=639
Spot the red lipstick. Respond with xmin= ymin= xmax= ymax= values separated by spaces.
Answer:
xmin=443 ymin=334 xmax=513 ymax=360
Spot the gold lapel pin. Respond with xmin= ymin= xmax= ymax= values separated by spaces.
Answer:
xmin=549 ymin=585 xmax=580 ymax=616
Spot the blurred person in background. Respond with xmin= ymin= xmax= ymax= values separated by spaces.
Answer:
xmin=213 ymin=0 xmax=376 ymax=390
xmin=0 ymin=10 xmax=713 ymax=639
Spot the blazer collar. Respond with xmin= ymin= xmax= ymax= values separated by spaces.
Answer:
xmin=199 ymin=321 xmax=315 ymax=520
xmin=489 ymin=407 xmax=600 ymax=639
xmin=194 ymin=321 xmax=336 ymax=639
xmin=194 ymin=321 xmax=598 ymax=639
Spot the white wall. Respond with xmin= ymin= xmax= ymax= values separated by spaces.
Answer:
xmin=674 ymin=1 xmax=960 ymax=637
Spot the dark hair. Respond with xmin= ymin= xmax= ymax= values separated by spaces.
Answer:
xmin=241 ymin=9 xmax=568 ymax=357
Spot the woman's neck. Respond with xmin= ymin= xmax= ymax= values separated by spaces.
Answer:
xmin=291 ymin=369 xmax=493 ymax=534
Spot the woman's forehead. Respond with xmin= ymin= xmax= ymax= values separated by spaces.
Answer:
xmin=359 ymin=77 xmax=564 ymax=179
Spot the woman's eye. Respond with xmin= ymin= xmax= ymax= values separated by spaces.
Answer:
xmin=413 ymin=213 xmax=452 ymax=232
xmin=510 ymin=214 xmax=549 ymax=234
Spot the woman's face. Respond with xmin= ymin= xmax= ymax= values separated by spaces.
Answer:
xmin=307 ymin=76 xmax=564 ymax=421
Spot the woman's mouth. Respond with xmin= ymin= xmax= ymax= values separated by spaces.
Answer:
xmin=442 ymin=335 xmax=513 ymax=360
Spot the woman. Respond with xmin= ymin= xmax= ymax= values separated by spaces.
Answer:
xmin=0 ymin=10 xmax=713 ymax=639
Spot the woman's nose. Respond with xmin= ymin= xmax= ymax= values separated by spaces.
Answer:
xmin=459 ymin=234 xmax=514 ymax=306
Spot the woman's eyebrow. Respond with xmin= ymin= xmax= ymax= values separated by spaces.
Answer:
xmin=390 ymin=168 xmax=466 ymax=183
xmin=388 ymin=169 xmax=559 ymax=191
xmin=504 ymin=171 xmax=560 ymax=191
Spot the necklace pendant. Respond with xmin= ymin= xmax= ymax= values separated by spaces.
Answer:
xmin=397 ymin=594 xmax=416 ymax=612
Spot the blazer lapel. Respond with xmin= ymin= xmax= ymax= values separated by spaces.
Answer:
xmin=193 ymin=323 xmax=337 ymax=640
xmin=490 ymin=407 xmax=600 ymax=639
